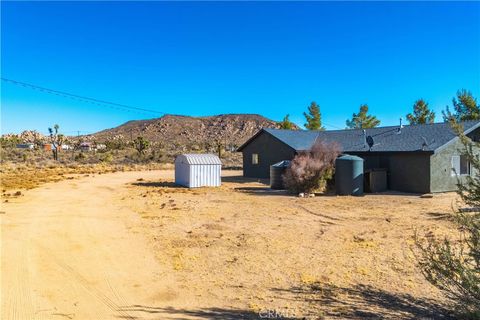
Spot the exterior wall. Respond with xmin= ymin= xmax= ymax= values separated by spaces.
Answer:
xmin=188 ymin=164 xmax=221 ymax=188
xmin=387 ymin=153 xmax=431 ymax=193
xmin=174 ymin=156 xmax=221 ymax=188
xmin=351 ymin=152 xmax=431 ymax=193
xmin=175 ymin=162 xmax=189 ymax=186
xmin=430 ymin=134 xmax=479 ymax=193
xmin=241 ymin=132 xmax=296 ymax=178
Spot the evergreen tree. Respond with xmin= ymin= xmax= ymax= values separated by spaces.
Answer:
xmin=279 ymin=114 xmax=295 ymax=130
xmin=303 ymin=102 xmax=324 ymax=130
xmin=443 ymin=89 xmax=480 ymax=122
xmin=406 ymin=99 xmax=435 ymax=125
xmin=346 ymin=104 xmax=380 ymax=129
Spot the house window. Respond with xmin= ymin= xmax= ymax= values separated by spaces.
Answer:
xmin=252 ymin=153 xmax=259 ymax=165
xmin=452 ymin=155 xmax=470 ymax=176
xmin=460 ymin=155 xmax=471 ymax=175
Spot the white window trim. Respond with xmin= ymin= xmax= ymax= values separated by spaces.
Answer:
xmin=252 ymin=153 xmax=259 ymax=165
xmin=451 ymin=155 xmax=460 ymax=177
xmin=452 ymin=155 xmax=471 ymax=176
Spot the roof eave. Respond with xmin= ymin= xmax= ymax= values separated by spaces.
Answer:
xmin=236 ymin=128 xmax=266 ymax=152
xmin=433 ymin=121 xmax=480 ymax=154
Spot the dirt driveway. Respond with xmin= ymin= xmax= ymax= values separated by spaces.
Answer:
xmin=1 ymin=170 xmax=182 ymax=320
xmin=1 ymin=170 xmax=457 ymax=319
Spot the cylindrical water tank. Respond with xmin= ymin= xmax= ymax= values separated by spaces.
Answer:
xmin=270 ymin=160 xmax=291 ymax=190
xmin=335 ymin=155 xmax=364 ymax=196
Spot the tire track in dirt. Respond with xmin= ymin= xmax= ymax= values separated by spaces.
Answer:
xmin=40 ymin=243 xmax=135 ymax=320
xmin=1 ymin=170 xmax=171 ymax=320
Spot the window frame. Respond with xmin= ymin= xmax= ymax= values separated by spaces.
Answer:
xmin=459 ymin=155 xmax=471 ymax=176
xmin=452 ymin=154 xmax=471 ymax=176
xmin=252 ymin=153 xmax=259 ymax=165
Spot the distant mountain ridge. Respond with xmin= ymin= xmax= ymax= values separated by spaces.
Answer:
xmin=87 ymin=114 xmax=297 ymax=152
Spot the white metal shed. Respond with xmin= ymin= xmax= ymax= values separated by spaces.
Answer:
xmin=174 ymin=154 xmax=222 ymax=188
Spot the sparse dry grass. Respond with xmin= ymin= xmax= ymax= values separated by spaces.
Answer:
xmin=0 ymin=161 xmax=172 ymax=192
xmin=121 ymin=171 xmax=459 ymax=319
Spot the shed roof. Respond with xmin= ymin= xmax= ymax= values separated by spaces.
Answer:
xmin=175 ymin=154 xmax=222 ymax=165
xmin=237 ymin=121 xmax=480 ymax=153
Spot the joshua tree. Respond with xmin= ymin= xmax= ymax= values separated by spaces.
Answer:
xmin=133 ymin=136 xmax=149 ymax=156
xmin=48 ymin=124 xmax=64 ymax=161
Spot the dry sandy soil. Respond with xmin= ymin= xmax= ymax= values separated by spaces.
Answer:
xmin=1 ymin=169 xmax=459 ymax=319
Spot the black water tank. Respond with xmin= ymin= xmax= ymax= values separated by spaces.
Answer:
xmin=335 ymin=155 xmax=364 ymax=196
xmin=270 ymin=160 xmax=291 ymax=190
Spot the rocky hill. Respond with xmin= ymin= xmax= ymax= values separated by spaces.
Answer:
xmin=87 ymin=114 xmax=294 ymax=153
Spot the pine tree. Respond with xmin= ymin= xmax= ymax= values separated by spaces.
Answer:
xmin=279 ymin=114 xmax=295 ymax=130
xmin=406 ymin=99 xmax=435 ymax=125
xmin=346 ymin=104 xmax=380 ymax=129
xmin=443 ymin=89 xmax=480 ymax=122
xmin=303 ymin=102 xmax=324 ymax=130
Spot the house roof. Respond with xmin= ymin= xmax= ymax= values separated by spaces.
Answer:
xmin=175 ymin=153 xmax=222 ymax=165
xmin=237 ymin=121 xmax=480 ymax=153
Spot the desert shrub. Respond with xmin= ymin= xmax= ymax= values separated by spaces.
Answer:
xmin=0 ymin=136 xmax=21 ymax=148
xmin=283 ymin=140 xmax=341 ymax=194
xmin=74 ymin=152 xmax=86 ymax=161
xmin=416 ymin=122 xmax=480 ymax=318
xmin=99 ymin=152 xmax=113 ymax=163
xmin=105 ymin=139 xmax=127 ymax=151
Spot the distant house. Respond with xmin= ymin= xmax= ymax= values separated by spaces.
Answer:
xmin=79 ymin=142 xmax=93 ymax=151
xmin=237 ymin=121 xmax=480 ymax=193
xmin=16 ymin=143 xmax=35 ymax=149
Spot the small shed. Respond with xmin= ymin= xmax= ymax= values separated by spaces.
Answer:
xmin=175 ymin=154 xmax=222 ymax=188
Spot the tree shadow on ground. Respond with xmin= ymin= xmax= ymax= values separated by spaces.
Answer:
xmin=365 ymin=191 xmax=423 ymax=197
xmin=233 ymin=186 xmax=291 ymax=197
xmin=272 ymin=282 xmax=455 ymax=319
xmin=116 ymin=283 xmax=454 ymax=320
xmin=222 ymin=175 xmax=269 ymax=185
xmin=131 ymin=181 xmax=182 ymax=188
xmin=116 ymin=305 xmax=286 ymax=320
xmin=423 ymin=211 xmax=454 ymax=221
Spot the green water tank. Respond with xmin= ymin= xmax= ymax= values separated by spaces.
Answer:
xmin=335 ymin=155 xmax=364 ymax=196
xmin=270 ymin=160 xmax=291 ymax=190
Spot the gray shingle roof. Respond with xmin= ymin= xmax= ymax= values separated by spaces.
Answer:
xmin=240 ymin=121 xmax=480 ymax=153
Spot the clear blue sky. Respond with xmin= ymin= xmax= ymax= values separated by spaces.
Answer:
xmin=1 ymin=1 xmax=479 ymax=135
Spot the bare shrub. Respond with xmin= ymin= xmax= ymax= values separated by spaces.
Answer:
xmin=283 ymin=140 xmax=341 ymax=194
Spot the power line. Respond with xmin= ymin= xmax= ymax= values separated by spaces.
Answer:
xmin=2 ymin=77 xmax=347 ymax=130
xmin=1 ymin=77 xmax=167 ymax=116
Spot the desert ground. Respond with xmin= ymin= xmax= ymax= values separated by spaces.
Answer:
xmin=1 ymin=169 xmax=458 ymax=319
